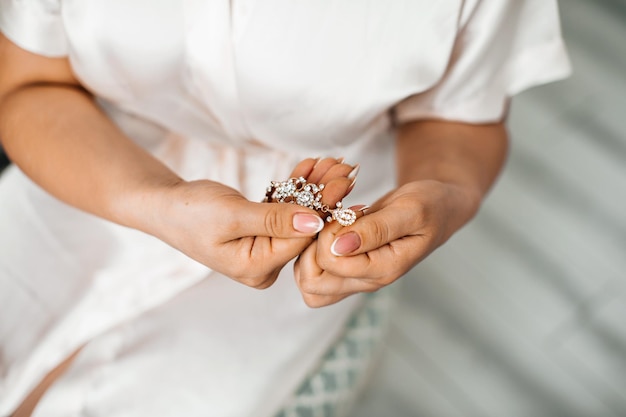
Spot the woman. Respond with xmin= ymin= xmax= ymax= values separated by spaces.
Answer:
xmin=0 ymin=1 xmax=570 ymax=416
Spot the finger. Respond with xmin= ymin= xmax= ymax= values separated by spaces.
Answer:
xmin=311 ymin=203 xmax=367 ymax=248
xmin=233 ymin=200 xmax=325 ymax=239
xmin=318 ymin=163 xmax=359 ymax=200
xmin=316 ymin=227 xmax=427 ymax=282
xmin=226 ymin=234 xmax=312 ymax=289
xmin=329 ymin=204 xmax=421 ymax=256
xmin=315 ymin=163 xmax=359 ymax=209
xmin=294 ymin=242 xmax=379 ymax=307
xmin=318 ymin=163 xmax=358 ymax=186
xmin=309 ymin=203 xmax=421 ymax=279
xmin=295 ymin=280 xmax=354 ymax=308
xmin=297 ymin=265 xmax=382 ymax=296
xmin=300 ymin=293 xmax=352 ymax=308
xmin=317 ymin=177 xmax=353 ymax=211
xmin=344 ymin=164 xmax=359 ymax=197
xmin=290 ymin=158 xmax=319 ymax=179
xmin=306 ymin=157 xmax=344 ymax=184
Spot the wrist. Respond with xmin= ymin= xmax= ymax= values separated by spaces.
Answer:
xmin=438 ymin=180 xmax=483 ymax=241
xmin=110 ymin=172 xmax=185 ymax=236
xmin=449 ymin=180 xmax=482 ymax=218
xmin=401 ymin=179 xmax=482 ymax=243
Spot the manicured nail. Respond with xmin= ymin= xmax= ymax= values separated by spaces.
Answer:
xmin=331 ymin=232 xmax=361 ymax=256
xmin=350 ymin=204 xmax=370 ymax=213
xmin=348 ymin=164 xmax=360 ymax=180
xmin=293 ymin=213 xmax=324 ymax=233
xmin=348 ymin=175 xmax=357 ymax=190
xmin=337 ymin=157 xmax=346 ymax=164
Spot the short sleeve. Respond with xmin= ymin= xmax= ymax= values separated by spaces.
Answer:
xmin=393 ymin=0 xmax=572 ymax=124
xmin=0 ymin=0 xmax=68 ymax=57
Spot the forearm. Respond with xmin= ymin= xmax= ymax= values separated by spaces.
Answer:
xmin=396 ymin=119 xmax=509 ymax=208
xmin=0 ymin=84 xmax=181 ymax=230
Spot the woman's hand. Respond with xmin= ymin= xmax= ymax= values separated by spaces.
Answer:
xmin=293 ymin=120 xmax=509 ymax=307
xmin=294 ymin=180 xmax=479 ymax=306
xmin=145 ymin=157 xmax=357 ymax=289
xmin=0 ymin=33 xmax=356 ymax=291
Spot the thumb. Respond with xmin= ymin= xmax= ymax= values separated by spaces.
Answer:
xmin=329 ymin=205 xmax=410 ymax=256
xmin=237 ymin=201 xmax=326 ymax=238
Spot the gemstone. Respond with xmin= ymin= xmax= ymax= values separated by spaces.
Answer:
xmin=332 ymin=208 xmax=356 ymax=226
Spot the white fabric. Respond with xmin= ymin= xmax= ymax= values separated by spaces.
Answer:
xmin=392 ymin=0 xmax=571 ymax=123
xmin=0 ymin=1 xmax=571 ymax=416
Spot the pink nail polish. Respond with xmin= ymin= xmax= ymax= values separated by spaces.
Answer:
xmin=349 ymin=204 xmax=370 ymax=213
xmin=331 ymin=232 xmax=361 ymax=256
xmin=293 ymin=213 xmax=324 ymax=234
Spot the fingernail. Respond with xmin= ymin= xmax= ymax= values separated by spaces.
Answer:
xmin=350 ymin=204 xmax=370 ymax=213
xmin=293 ymin=213 xmax=324 ymax=233
xmin=337 ymin=157 xmax=345 ymax=164
xmin=348 ymin=164 xmax=360 ymax=180
xmin=348 ymin=175 xmax=357 ymax=190
xmin=331 ymin=232 xmax=361 ymax=256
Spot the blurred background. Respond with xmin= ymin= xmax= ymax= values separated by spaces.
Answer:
xmin=350 ymin=0 xmax=626 ymax=416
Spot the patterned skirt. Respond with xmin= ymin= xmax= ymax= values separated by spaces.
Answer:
xmin=275 ymin=288 xmax=395 ymax=417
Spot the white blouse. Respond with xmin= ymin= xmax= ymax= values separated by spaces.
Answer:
xmin=0 ymin=1 xmax=571 ymax=416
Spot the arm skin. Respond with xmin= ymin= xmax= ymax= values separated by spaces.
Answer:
xmin=0 ymin=33 xmax=184 ymax=231
xmin=395 ymin=119 xmax=509 ymax=238
xmin=0 ymin=33 xmax=357 ymax=287
xmin=397 ymin=119 xmax=508 ymax=191
xmin=294 ymin=119 xmax=509 ymax=307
